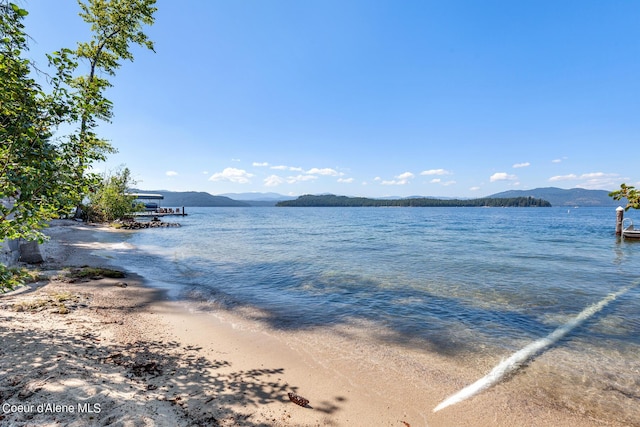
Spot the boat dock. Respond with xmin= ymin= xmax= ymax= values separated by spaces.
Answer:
xmin=127 ymin=193 xmax=187 ymax=217
xmin=132 ymin=208 xmax=186 ymax=218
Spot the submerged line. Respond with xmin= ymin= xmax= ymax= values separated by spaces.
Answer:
xmin=433 ymin=282 xmax=638 ymax=413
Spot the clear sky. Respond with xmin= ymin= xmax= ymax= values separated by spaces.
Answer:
xmin=23 ymin=0 xmax=640 ymax=198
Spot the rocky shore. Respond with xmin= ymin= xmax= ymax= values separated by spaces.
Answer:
xmin=115 ymin=218 xmax=181 ymax=230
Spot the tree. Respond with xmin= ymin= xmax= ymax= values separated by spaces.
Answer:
xmin=85 ymin=167 xmax=142 ymax=222
xmin=0 ymin=1 xmax=69 ymax=243
xmin=609 ymin=184 xmax=640 ymax=211
xmin=1 ymin=1 xmax=70 ymax=291
xmin=1 ymin=0 xmax=157 ymax=245
xmin=1 ymin=0 xmax=156 ymax=290
xmin=52 ymin=0 xmax=157 ymax=209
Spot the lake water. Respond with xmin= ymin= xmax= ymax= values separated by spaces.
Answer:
xmin=96 ymin=207 xmax=640 ymax=423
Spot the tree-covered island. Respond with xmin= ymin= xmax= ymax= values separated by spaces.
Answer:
xmin=276 ymin=195 xmax=552 ymax=207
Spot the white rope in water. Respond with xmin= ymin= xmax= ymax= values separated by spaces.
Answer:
xmin=433 ymin=282 xmax=638 ymax=413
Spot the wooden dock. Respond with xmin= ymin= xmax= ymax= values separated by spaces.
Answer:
xmin=132 ymin=213 xmax=187 ymax=218
xmin=133 ymin=207 xmax=187 ymax=217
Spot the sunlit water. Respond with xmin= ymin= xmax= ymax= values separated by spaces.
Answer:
xmin=95 ymin=207 xmax=640 ymax=423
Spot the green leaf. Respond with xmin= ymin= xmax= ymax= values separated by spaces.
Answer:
xmin=10 ymin=3 xmax=28 ymax=17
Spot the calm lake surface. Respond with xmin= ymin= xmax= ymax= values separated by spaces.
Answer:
xmin=97 ymin=207 xmax=640 ymax=422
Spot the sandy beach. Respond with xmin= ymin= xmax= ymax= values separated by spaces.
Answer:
xmin=0 ymin=220 xmax=631 ymax=426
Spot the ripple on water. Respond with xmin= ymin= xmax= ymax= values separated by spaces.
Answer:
xmin=99 ymin=207 xmax=640 ymax=423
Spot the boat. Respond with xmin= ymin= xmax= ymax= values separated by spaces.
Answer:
xmin=622 ymin=218 xmax=640 ymax=239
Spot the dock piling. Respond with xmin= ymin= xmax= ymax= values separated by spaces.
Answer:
xmin=616 ymin=206 xmax=624 ymax=236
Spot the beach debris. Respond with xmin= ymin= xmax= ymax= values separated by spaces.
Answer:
xmin=166 ymin=395 xmax=183 ymax=405
xmin=287 ymin=392 xmax=309 ymax=407
xmin=12 ymin=299 xmax=48 ymax=312
xmin=131 ymin=360 xmax=162 ymax=377
xmin=8 ymin=375 xmax=23 ymax=386
xmin=56 ymin=266 xmax=125 ymax=282
xmin=101 ymin=352 xmax=124 ymax=364
xmin=10 ymin=292 xmax=82 ymax=315
xmin=81 ymin=332 xmax=101 ymax=342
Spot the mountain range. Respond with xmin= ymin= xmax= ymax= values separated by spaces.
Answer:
xmin=130 ymin=190 xmax=250 ymax=207
xmin=488 ymin=187 xmax=620 ymax=207
xmin=132 ymin=187 xmax=621 ymax=208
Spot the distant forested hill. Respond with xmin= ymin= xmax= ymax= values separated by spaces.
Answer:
xmin=276 ymin=194 xmax=551 ymax=207
xmin=133 ymin=190 xmax=249 ymax=207
xmin=219 ymin=192 xmax=296 ymax=206
xmin=489 ymin=187 xmax=618 ymax=207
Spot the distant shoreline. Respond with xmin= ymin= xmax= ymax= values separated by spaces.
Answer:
xmin=276 ymin=194 xmax=552 ymax=207
xmin=133 ymin=187 xmax=621 ymax=208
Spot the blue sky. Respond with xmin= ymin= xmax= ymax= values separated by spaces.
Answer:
xmin=23 ymin=0 xmax=640 ymax=197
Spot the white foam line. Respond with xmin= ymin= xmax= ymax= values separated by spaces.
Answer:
xmin=433 ymin=283 xmax=637 ymax=413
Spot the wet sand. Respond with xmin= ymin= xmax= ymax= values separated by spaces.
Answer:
xmin=0 ymin=220 xmax=628 ymax=426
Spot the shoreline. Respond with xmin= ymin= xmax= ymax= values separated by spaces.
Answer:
xmin=0 ymin=220 xmax=631 ymax=426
